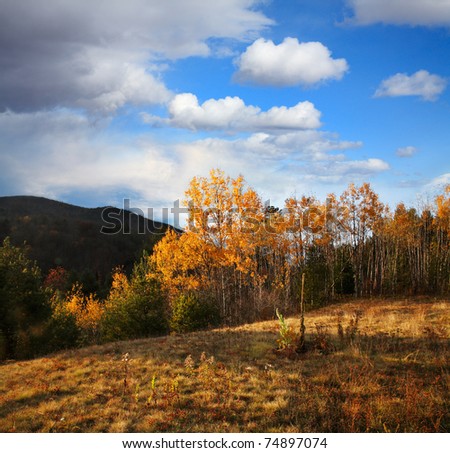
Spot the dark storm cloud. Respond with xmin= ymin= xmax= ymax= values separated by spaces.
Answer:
xmin=0 ymin=0 xmax=168 ymax=112
xmin=0 ymin=0 xmax=271 ymax=113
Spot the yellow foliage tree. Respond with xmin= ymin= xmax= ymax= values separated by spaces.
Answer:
xmin=435 ymin=184 xmax=450 ymax=234
xmin=64 ymin=284 xmax=104 ymax=342
xmin=152 ymin=228 xmax=216 ymax=294
xmin=153 ymin=169 xmax=267 ymax=322
xmin=339 ymin=182 xmax=385 ymax=296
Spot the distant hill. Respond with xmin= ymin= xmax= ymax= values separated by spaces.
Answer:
xmin=0 ymin=196 xmax=176 ymax=292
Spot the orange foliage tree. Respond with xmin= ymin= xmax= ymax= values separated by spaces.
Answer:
xmin=152 ymin=171 xmax=449 ymax=325
xmin=338 ymin=182 xmax=386 ymax=296
xmin=60 ymin=284 xmax=104 ymax=343
xmin=153 ymin=169 xmax=267 ymax=323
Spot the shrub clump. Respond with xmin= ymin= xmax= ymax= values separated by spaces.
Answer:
xmin=170 ymin=293 xmax=220 ymax=333
xmin=101 ymin=257 xmax=169 ymax=342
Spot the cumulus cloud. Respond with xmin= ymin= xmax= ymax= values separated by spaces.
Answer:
xmin=143 ymin=93 xmax=322 ymax=131
xmin=374 ymin=70 xmax=447 ymax=101
xmin=0 ymin=0 xmax=272 ymax=113
xmin=0 ymin=109 xmax=181 ymax=207
xmin=347 ymin=0 xmax=450 ymax=26
xmin=233 ymin=37 xmax=349 ymax=87
xmin=396 ymin=146 xmax=418 ymax=158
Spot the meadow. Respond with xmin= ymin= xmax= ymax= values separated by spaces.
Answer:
xmin=0 ymin=297 xmax=448 ymax=433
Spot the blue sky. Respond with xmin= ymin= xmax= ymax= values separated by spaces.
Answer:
xmin=1 ymin=0 xmax=449 ymax=224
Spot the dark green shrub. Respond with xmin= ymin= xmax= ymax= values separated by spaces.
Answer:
xmin=170 ymin=292 xmax=220 ymax=333
xmin=102 ymin=280 xmax=168 ymax=341
xmin=0 ymin=238 xmax=50 ymax=359
xmin=101 ymin=257 xmax=168 ymax=342
xmin=42 ymin=296 xmax=80 ymax=352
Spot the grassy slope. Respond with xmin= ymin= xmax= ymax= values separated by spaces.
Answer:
xmin=1 ymin=297 xmax=448 ymax=433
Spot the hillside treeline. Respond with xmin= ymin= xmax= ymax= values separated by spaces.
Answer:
xmin=0 ymin=196 xmax=171 ymax=297
xmin=1 ymin=169 xmax=449 ymax=359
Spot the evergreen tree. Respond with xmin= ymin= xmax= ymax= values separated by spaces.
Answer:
xmin=0 ymin=238 xmax=49 ymax=359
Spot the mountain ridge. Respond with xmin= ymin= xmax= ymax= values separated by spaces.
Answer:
xmin=0 ymin=195 xmax=175 ymax=292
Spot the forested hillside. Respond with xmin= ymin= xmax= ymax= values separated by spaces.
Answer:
xmin=0 ymin=196 xmax=172 ymax=294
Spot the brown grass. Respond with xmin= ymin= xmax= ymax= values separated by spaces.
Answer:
xmin=0 ymin=297 xmax=448 ymax=433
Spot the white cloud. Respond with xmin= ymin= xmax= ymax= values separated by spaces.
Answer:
xmin=175 ymin=134 xmax=388 ymax=205
xmin=143 ymin=93 xmax=322 ymax=131
xmin=0 ymin=109 xmax=181 ymax=208
xmin=396 ymin=146 xmax=418 ymax=157
xmin=71 ymin=51 xmax=171 ymax=114
xmin=347 ymin=0 xmax=450 ymax=26
xmin=230 ymin=131 xmax=363 ymax=162
xmin=336 ymin=158 xmax=390 ymax=174
xmin=421 ymin=173 xmax=450 ymax=202
xmin=0 ymin=109 xmax=389 ymax=217
xmin=233 ymin=37 xmax=349 ymax=86
xmin=286 ymin=158 xmax=390 ymax=186
xmin=374 ymin=70 xmax=447 ymax=101
xmin=0 ymin=0 xmax=272 ymax=113
xmin=427 ymin=173 xmax=450 ymax=188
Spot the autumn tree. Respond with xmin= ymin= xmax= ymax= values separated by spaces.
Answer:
xmin=433 ymin=185 xmax=450 ymax=293
xmin=153 ymin=169 xmax=267 ymax=324
xmin=59 ymin=284 xmax=104 ymax=344
xmin=435 ymin=185 xmax=450 ymax=235
xmin=44 ymin=266 xmax=70 ymax=294
xmin=152 ymin=228 xmax=215 ymax=295
xmin=258 ymin=205 xmax=293 ymax=312
xmin=281 ymin=195 xmax=333 ymax=305
xmin=338 ymin=183 xmax=385 ymax=297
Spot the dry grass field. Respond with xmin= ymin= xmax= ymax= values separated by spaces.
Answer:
xmin=0 ymin=297 xmax=448 ymax=433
